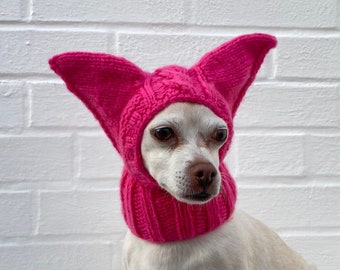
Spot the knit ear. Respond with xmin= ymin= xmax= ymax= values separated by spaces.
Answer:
xmin=194 ymin=33 xmax=277 ymax=117
xmin=49 ymin=52 xmax=146 ymax=150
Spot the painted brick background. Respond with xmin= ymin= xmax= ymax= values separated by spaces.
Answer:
xmin=0 ymin=1 xmax=339 ymax=269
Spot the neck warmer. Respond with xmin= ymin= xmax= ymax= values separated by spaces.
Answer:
xmin=49 ymin=33 xmax=277 ymax=243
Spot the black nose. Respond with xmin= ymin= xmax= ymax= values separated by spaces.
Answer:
xmin=189 ymin=162 xmax=217 ymax=188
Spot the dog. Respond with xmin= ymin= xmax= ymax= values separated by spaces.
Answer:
xmin=123 ymin=102 xmax=316 ymax=270
xmin=49 ymin=33 xmax=316 ymax=269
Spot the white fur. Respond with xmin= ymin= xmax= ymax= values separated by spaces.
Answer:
xmin=141 ymin=102 xmax=226 ymax=204
xmin=123 ymin=102 xmax=316 ymax=270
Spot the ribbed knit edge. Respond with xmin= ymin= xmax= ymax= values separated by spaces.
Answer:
xmin=120 ymin=163 xmax=236 ymax=243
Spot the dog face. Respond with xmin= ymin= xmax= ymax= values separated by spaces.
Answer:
xmin=141 ymin=102 xmax=228 ymax=205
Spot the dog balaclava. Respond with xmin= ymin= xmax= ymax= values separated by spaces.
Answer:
xmin=49 ymin=33 xmax=277 ymax=243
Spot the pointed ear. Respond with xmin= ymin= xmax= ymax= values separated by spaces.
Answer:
xmin=49 ymin=52 xmax=146 ymax=150
xmin=193 ymin=33 xmax=277 ymax=117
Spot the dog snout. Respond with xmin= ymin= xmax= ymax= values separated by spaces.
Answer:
xmin=188 ymin=162 xmax=217 ymax=188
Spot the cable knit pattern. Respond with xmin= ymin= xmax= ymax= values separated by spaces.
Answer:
xmin=49 ymin=33 xmax=277 ymax=243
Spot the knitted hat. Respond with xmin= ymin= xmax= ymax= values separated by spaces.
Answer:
xmin=49 ymin=33 xmax=277 ymax=243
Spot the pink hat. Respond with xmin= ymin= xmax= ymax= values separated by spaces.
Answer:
xmin=49 ymin=33 xmax=277 ymax=243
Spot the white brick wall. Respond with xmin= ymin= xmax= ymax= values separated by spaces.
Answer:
xmin=0 ymin=1 xmax=339 ymax=269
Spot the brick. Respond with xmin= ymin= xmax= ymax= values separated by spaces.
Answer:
xmin=236 ymin=135 xmax=304 ymax=176
xmin=283 ymin=235 xmax=340 ymax=270
xmin=0 ymin=243 xmax=112 ymax=270
xmin=0 ymin=31 xmax=109 ymax=74
xmin=0 ymin=136 xmax=73 ymax=181
xmin=235 ymin=84 xmax=339 ymax=128
xmin=0 ymin=192 xmax=32 ymax=236
xmin=112 ymin=234 xmax=124 ymax=269
xmin=238 ymin=186 xmax=340 ymax=229
xmin=0 ymin=1 xmax=23 ymax=21
xmin=191 ymin=0 xmax=336 ymax=28
xmin=30 ymin=83 xmax=98 ymax=127
xmin=118 ymin=34 xmax=272 ymax=77
xmin=33 ymin=0 xmax=186 ymax=23
xmin=276 ymin=37 xmax=340 ymax=79
xmin=39 ymin=190 xmax=123 ymax=235
xmin=305 ymin=136 xmax=340 ymax=175
xmin=0 ymin=81 xmax=25 ymax=128
xmin=79 ymin=134 xmax=123 ymax=179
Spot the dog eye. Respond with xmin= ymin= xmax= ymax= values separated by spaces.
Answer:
xmin=153 ymin=127 xmax=175 ymax=141
xmin=212 ymin=128 xmax=228 ymax=142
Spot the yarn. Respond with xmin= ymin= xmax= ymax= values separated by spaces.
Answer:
xmin=49 ymin=33 xmax=277 ymax=243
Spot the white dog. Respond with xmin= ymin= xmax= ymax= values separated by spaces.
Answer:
xmin=123 ymin=102 xmax=316 ymax=270
xmin=49 ymin=33 xmax=316 ymax=270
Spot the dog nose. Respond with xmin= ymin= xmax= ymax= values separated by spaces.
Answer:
xmin=189 ymin=162 xmax=217 ymax=188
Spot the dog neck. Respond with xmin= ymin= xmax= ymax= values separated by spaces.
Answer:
xmin=120 ymin=163 xmax=237 ymax=243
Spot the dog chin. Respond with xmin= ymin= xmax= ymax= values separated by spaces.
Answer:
xmin=174 ymin=191 xmax=218 ymax=205
xmin=182 ymin=194 xmax=213 ymax=205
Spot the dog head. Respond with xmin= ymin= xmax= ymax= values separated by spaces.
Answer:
xmin=141 ymin=102 xmax=228 ymax=204
xmin=49 ymin=34 xmax=276 ymax=201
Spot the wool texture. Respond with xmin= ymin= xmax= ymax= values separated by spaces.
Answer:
xmin=49 ymin=33 xmax=277 ymax=243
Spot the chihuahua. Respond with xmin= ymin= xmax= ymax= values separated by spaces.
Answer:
xmin=49 ymin=33 xmax=316 ymax=270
